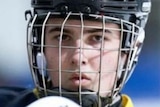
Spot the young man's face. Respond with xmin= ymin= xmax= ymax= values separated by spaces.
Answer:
xmin=44 ymin=17 xmax=126 ymax=96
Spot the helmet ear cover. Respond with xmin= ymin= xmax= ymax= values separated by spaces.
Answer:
xmin=30 ymin=17 xmax=52 ymax=88
xmin=117 ymin=27 xmax=145 ymax=85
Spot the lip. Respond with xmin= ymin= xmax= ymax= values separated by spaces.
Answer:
xmin=69 ymin=73 xmax=91 ymax=81
xmin=69 ymin=73 xmax=91 ymax=87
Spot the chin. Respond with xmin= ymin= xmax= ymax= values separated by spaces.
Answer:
xmin=63 ymin=85 xmax=91 ymax=91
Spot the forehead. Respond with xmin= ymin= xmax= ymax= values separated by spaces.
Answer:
xmin=46 ymin=17 xmax=119 ymax=29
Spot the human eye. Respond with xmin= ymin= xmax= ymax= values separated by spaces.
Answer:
xmin=54 ymin=34 xmax=70 ymax=42
xmin=92 ymin=35 xmax=103 ymax=42
xmin=91 ymin=34 xmax=109 ymax=43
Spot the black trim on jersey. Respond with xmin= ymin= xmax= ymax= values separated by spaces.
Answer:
xmin=0 ymin=86 xmax=122 ymax=107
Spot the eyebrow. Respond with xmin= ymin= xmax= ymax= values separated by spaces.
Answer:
xmin=48 ymin=27 xmax=112 ymax=34
xmin=84 ymin=28 xmax=112 ymax=34
xmin=48 ymin=27 xmax=72 ymax=34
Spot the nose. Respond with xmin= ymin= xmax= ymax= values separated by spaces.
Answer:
xmin=71 ymin=52 xmax=88 ymax=66
xmin=70 ymin=40 xmax=88 ymax=66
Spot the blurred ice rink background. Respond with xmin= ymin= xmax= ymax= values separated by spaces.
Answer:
xmin=0 ymin=0 xmax=159 ymax=107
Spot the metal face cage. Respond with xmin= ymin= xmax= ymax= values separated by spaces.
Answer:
xmin=27 ymin=12 xmax=142 ymax=106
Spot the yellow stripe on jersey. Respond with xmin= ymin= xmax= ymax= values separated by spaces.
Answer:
xmin=122 ymin=94 xmax=134 ymax=107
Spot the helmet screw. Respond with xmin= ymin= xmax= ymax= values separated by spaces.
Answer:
xmin=83 ymin=6 xmax=91 ymax=13
xmin=60 ymin=5 xmax=69 ymax=14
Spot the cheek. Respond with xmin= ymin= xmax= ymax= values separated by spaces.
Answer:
xmin=92 ymin=51 xmax=118 ymax=71
xmin=49 ymin=72 xmax=69 ymax=87
xmin=45 ymin=48 xmax=70 ymax=69
xmin=49 ymin=72 xmax=59 ymax=86
xmin=100 ymin=72 xmax=116 ymax=90
xmin=45 ymin=49 xmax=59 ymax=70
xmin=103 ymin=52 xmax=118 ymax=68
